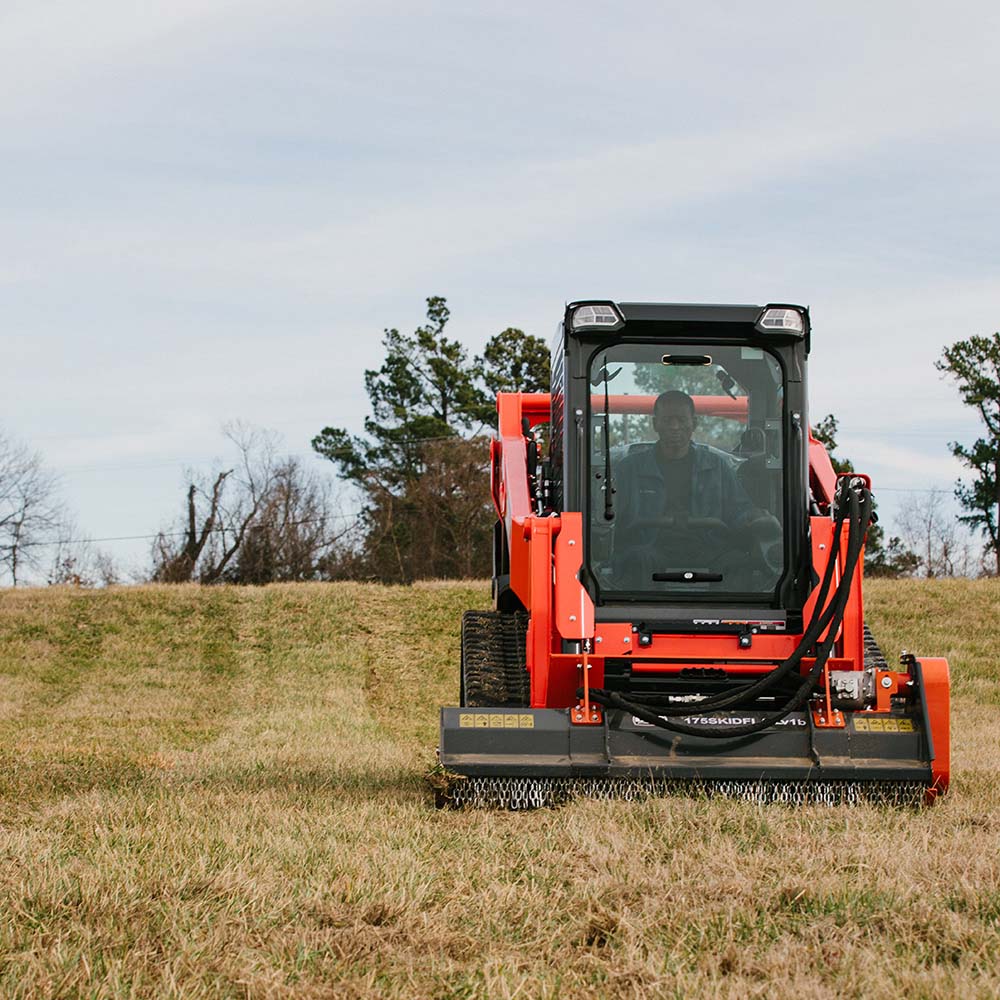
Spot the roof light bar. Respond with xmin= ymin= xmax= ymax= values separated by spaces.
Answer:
xmin=758 ymin=307 xmax=804 ymax=334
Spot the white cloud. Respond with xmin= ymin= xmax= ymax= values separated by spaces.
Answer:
xmin=809 ymin=274 xmax=1000 ymax=433
xmin=0 ymin=1 xmax=237 ymax=107
xmin=3 ymin=116 xmax=911 ymax=305
xmin=4 ymin=0 xmax=999 ymax=558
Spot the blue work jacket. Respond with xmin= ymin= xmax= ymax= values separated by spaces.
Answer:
xmin=613 ymin=442 xmax=755 ymax=531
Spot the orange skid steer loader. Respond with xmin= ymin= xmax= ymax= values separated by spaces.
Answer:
xmin=436 ymin=301 xmax=950 ymax=809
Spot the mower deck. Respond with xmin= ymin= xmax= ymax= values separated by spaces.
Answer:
xmin=436 ymin=706 xmax=936 ymax=808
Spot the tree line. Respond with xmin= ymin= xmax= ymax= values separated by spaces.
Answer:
xmin=151 ymin=302 xmax=549 ymax=586
xmin=309 ymin=297 xmax=548 ymax=582
xmin=2 ymin=300 xmax=998 ymax=585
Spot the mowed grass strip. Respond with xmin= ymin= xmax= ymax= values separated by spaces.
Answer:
xmin=0 ymin=579 xmax=998 ymax=999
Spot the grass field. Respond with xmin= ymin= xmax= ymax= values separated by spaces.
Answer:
xmin=1 ymin=579 xmax=999 ymax=998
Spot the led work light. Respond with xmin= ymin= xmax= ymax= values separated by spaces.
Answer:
xmin=572 ymin=304 xmax=622 ymax=329
xmin=758 ymin=307 xmax=804 ymax=333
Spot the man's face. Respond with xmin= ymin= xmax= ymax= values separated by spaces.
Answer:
xmin=653 ymin=399 xmax=695 ymax=458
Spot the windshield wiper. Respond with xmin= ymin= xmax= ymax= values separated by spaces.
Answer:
xmin=598 ymin=356 xmax=617 ymax=521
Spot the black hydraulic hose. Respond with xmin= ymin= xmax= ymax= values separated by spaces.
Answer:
xmin=600 ymin=483 xmax=870 ymax=737
xmin=580 ymin=481 xmax=873 ymax=740
xmin=652 ymin=493 xmax=850 ymax=714
xmin=588 ymin=492 xmax=866 ymax=738
xmin=606 ymin=480 xmax=851 ymax=717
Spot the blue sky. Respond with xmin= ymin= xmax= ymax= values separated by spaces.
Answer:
xmin=4 ymin=1 xmax=999 ymax=575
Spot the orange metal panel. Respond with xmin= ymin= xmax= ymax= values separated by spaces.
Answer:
xmin=809 ymin=431 xmax=838 ymax=508
xmin=803 ymin=516 xmax=836 ymax=625
xmin=501 ymin=435 xmax=530 ymax=525
xmin=873 ymin=671 xmax=899 ymax=713
xmin=799 ymin=657 xmax=854 ymax=673
xmin=498 ymin=392 xmax=550 ymax=436
xmin=497 ymin=393 xmax=552 ymax=612
xmin=508 ymin=518 xmax=531 ymax=610
xmin=918 ymin=657 xmax=951 ymax=800
xmin=593 ymin=623 xmax=634 ymax=653
xmin=524 ymin=515 xmax=557 ymax=707
xmin=548 ymin=652 xmax=604 ymax=707
xmin=489 ymin=437 xmax=503 ymax=520
xmin=553 ymin=512 xmax=594 ymax=640
xmin=608 ymin=632 xmax=806 ymax=663
xmin=620 ymin=657 xmax=854 ymax=677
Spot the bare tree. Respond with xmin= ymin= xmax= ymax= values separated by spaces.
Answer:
xmin=896 ymin=491 xmax=980 ymax=578
xmin=0 ymin=431 xmax=63 ymax=585
xmin=153 ymin=424 xmax=275 ymax=582
xmin=152 ymin=424 xmax=350 ymax=584
xmin=228 ymin=456 xmax=348 ymax=584
xmin=46 ymin=518 xmax=119 ymax=587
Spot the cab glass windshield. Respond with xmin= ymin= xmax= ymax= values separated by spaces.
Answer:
xmin=588 ymin=342 xmax=785 ymax=601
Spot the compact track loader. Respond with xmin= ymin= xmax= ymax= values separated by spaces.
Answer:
xmin=436 ymin=301 xmax=950 ymax=808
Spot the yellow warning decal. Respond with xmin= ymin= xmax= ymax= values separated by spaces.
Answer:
xmin=853 ymin=717 xmax=915 ymax=733
xmin=459 ymin=713 xmax=534 ymax=729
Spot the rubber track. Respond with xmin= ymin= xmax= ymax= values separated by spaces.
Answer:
xmin=461 ymin=610 xmax=529 ymax=707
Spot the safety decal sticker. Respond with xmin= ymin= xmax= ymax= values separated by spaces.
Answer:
xmin=459 ymin=713 xmax=535 ymax=729
xmin=853 ymin=717 xmax=915 ymax=733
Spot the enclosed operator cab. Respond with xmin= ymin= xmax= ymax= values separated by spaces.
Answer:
xmin=555 ymin=300 xmax=812 ymax=635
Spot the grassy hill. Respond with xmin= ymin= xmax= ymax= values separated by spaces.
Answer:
xmin=1 ymin=579 xmax=999 ymax=998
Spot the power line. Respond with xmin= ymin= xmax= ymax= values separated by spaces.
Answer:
xmin=17 ymin=487 xmax=967 ymax=552
xmin=56 ymin=435 xmax=485 ymax=476
xmin=15 ymin=510 xmax=363 ymax=550
xmin=875 ymin=487 xmax=954 ymax=494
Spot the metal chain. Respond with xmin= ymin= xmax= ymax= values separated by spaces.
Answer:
xmin=440 ymin=776 xmax=927 ymax=810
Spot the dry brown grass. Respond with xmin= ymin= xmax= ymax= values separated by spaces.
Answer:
xmin=1 ymin=579 xmax=999 ymax=998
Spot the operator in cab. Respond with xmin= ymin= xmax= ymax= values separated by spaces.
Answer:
xmin=611 ymin=390 xmax=780 ymax=588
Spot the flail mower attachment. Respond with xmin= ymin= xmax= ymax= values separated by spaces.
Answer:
xmin=435 ymin=679 xmax=944 ymax=810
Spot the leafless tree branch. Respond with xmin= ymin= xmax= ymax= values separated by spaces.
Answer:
xmin=0 ymin=431 xmax=64 ymax=585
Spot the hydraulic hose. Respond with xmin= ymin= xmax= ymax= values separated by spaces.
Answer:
xmin=580 ymin=478 xmax=874 ymax=740
xmin=648 ymin=489 xmax=850 ymax=715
